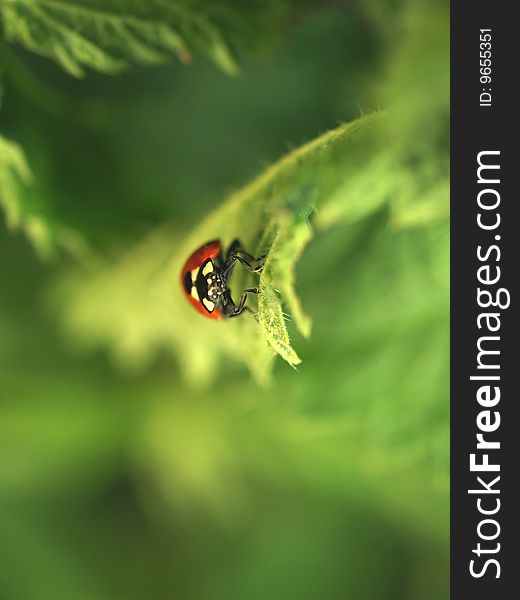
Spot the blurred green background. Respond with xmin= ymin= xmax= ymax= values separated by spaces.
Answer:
xmin=0 ymin=1 xmax=449 ymax=599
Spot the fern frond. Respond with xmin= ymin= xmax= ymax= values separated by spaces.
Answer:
xmin=0 ymin=133 xmax=32 ymax=228
xmin=0 ymin=134 xmax=56 ymax=256
xmin=0 ymin=134 xmax=89 ymax=258
xmin=0 ymin=0 xmax=240 ymax=76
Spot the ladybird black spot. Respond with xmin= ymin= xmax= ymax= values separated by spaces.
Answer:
xmin=196 ymin=271 xmax=208 ymax=301
xmin=183 ymin=271 xmax=192 ymax=294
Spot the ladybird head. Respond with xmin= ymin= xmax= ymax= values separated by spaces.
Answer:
xmin=205 ymin=266 xmax=226 ymax=304
xmin=180 ymin=240 xmax=225 ymax=320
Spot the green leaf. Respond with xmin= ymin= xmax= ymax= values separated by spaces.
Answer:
xmin=259 ymin=210 xmax=313 ymax=341
xmin=0 ymin=134 xmax=90 ymax=259
xmin=0 ymin=134 xmax=32 ymax=227
xmin=258 ymin=281 xmax=301 ymax=368
xmin=0 ymin=134 xmax=54 ymax=256
xmin=0 ymin=0 xmax=240 ymax=76
xmin=378 ymin=0 xmax=449 ymax=229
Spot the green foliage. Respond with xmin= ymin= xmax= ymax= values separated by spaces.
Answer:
xmin=0 ymin=134 xmax=32 ymax=227
xmin=0 ymin=0 xmax=230 ymax=76
xmin=0 ymin=134 xmax=90 ymax=258
xmin=0 ymin=3 xmax=449 ymax=598
xmin=0 ymin=0 xmax=314 ymax=255
xmin=0 ymin=0 xmax=310 ymax=78
xmin=0 ymin=133 xmax=55 ymax=257
xmin=382 ymin=0 xmax=449 ymax=228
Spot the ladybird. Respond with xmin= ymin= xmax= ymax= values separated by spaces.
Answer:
xmin=180 ymin=239 xmax=264 ymax=319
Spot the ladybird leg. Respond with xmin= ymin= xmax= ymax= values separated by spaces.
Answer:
xmin=222 ymin=254 xmax=265 ymax=276
xmin=234 ymin=250 xmax=266 ymax=272
xmin=234 ymin=255 xmax=264 ymax=273
xmin=238 ymin=288 xmax=259 ymax=314
xmin=225 ymin=239 xmax=265 ymax=272
xmin=225 ymin=288 xmax=259 ymax=318
xmin=222 ymin=255 xmax=249 ymax=278
xmin=225 ymin=239 xmax=242 ymax=260
xmin=232 ymin=249 xmax=258 ymax=261
xmin=222 ymin=256 xmax=237 ymax=280
xmin=220 ymin=288 xmax=237 ymax=316
xmin=222 ymin=240 xmax=241 ymax=277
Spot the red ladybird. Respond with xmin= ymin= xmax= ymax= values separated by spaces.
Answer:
xmin=180 ymin=239 xmax=264 ymax=319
